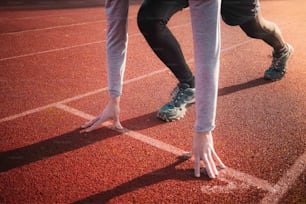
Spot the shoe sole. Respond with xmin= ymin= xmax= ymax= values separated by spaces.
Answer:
xmin=157 ymin=100 xmax=195 ymax=122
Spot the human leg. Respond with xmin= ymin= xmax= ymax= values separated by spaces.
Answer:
xmin=240 ymin=10 xmax=286 ymax=54
xmin=221 ymin=0 xmax=293 ymax=81
xmin=137 ymin=0 xmax=196 ymax=122
xmin=137 ymin=0 xmax=194 ymax=86
xmin=240 ymin=11 xmax=293 ymax=81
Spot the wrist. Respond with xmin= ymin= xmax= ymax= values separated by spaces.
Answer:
xmin=194 ymin=131 xmax=211 ymax=137
xmin=110 ymin=96 xmax=120 ymax=104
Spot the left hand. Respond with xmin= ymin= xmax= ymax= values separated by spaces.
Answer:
xmin=192 ymin=131 xmax=226 ymax=178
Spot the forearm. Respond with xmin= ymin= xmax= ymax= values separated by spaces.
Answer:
xmin=105 ymin=0 xmax=129 ymax=98
xmin=189 ymin=0 xmax=221 ymax=132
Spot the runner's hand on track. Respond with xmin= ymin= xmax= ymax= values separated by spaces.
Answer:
xmin=80 ymin=97 xmax=123 ymax=132
xmin=193 ymin=131 xmax=226 ymax=178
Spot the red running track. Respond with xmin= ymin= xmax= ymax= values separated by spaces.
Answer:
xmin=0 ymin=0 xmax=305 ymax=203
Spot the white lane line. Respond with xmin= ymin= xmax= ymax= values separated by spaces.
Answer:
xmin=221 ymin=39 xmax=254 ymax=53
xmin=0 ymin=103 xmax=55 ymax=124
xmin=0 ymin=31 xmax=144 ymax=62
xmin=0 ymin=13 xmax=142 ymax=36
xmin=0 ymin=26 xmax=247 ymax=63
xmin=260 ymin=152 xmax=306 ymax=204
xmin=222 ymin=168 xmax=276 ymax=193
xmin=2 ymin=11 xmax=104 ymax=21
xmin=0 ymin=17 xmax=189 ymax=36
xmin=0 ymin=18 xmax=257 ymax=124
xmin=0 ymin=68 xmax=167 ymax=124
xmin=0 ymin=17 xmax=155 ymax=62
xmin=0 ymin=33 xmax=251 ymax=124
xmin=54 ymin=103 xmax=275 ymax=193
xmin=200 ymin=176 xmax=250 ymax=193
xmin=55 ymin=103 xmax=94 ymax=121
xmin=0 ymin=35 xmax=255 ymax=123
xmin=0 ymin=41 xmax=104 ymax=62
xmin=0 ymin=20 xmax=105 ymax=35
xmin=55 ymin=103 xmax=185 ymax=156
xmin=124 ymin=129 xmax=185 ymax=156
xmin=0 ymin=87 xmax=106 ymax=123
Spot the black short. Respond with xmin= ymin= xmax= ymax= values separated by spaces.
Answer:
xmin=221 ymin=0 xmax=259 ymax=26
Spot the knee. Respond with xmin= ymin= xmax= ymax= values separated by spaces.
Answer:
xmin=137 ymin=7 xmax=146 ymax=32
xmin=240 ymin=18 xmax=276 ymax=40
xmin=137 ymin=9 xmax=165 ymax=35
xmin=243 ymin=28 xmax=262 ymax=39
xmin=240 ymin=21 xmax=262 ymax=39
xmin=137 ymin=14 xmax=150 ymax=34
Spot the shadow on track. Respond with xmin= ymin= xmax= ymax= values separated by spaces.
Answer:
xmin=218 ymin=78 xmax=273 ymax=96
xmin=72 ymin=156 xmax=214 ymax=204
xmin=0 ymin=112 xmax=165 ymax=172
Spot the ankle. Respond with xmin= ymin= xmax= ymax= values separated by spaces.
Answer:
xmin=274 ymin=44 xmax=288 ymax=57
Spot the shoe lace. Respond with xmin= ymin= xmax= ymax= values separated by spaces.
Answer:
xmin=271 ymin=56 xmax=282 ymax=71
xmin=170 ymin=86 xmax=185 ymax=106
xmin=270 ymin=50 xmax=289 ymax=71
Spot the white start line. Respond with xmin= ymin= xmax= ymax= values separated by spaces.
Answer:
xmin=54 ymin=103 xmax=306 ymax=204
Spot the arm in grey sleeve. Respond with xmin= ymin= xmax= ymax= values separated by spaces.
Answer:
xmin=105 ymin=0 xmax=129 ymax=98
xmin=189 ymin=0 xmax=221 ymax=132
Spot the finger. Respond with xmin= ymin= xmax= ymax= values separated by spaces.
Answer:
xmin=211 ymin=149 xmax=226 ymax=169
xmin=85 ymin=115 xmax=108 ymax=132
xmin=203 ymin=154 xmax=215 ymax=179
xmin=114 ymin=120 xmax=123 ymax=130
xmin=194 ymin=154 xmax=201 ymax=178
xmin=182 ymin=151 xmax=192 ymax=159
xmin=208 ymin=151 xmax=218 ymax=176
xmin=80 ymin=117 xmax=100 ymax=129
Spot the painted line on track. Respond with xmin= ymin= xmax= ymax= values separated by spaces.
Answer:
xmin=0 ymin=40 xmax=104 ymax=62
xmin=260 ymin=152 xmax=306 ymax=204
xmin=14 ymin=12 xmax=104 ymax=20
xmin=55 ymin=103 xmax=277 ymax=194
xmin=0 ymin=11 xmax=103 ymax=21
xmin=0 ymin=18 xmax=179 ymax=62
xmin=0 ymin=14 xmax=138 ymax=35
xmin=0 ymin=33 xmax=252 ymax=124
xmin=55 ymin=103 xmax=185 ymax=156
xmin=0 ymin=31 xmax=144 ymax=62
xmin=0 ymin=36 xmax=269 ymax=124
xmin=0 ymin=20 xmax=105 ymax=35
xmin=0 ymin=68 xmax=166 ymax=123
xmin=221 ymin=168 xmax=276 ymax=193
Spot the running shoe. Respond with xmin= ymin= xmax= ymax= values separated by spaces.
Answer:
xmin=157 ymin=83 xmax=195 ymax=122
xmin=264 ymin=43 xmax=293 ymax=81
